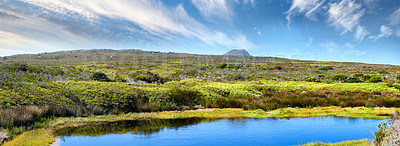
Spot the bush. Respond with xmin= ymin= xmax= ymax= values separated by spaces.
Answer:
xmin=216 ymin=63 xmax=227 ymax=69
xmin=319 ymin=66 xmax=334 ymax=71
xmin=227 ymin=64 xmax=243 ymax=69
xmin=270 ymin=66 xmax=283 ymax=70
xmin=130 ymin=70 xmax=169 ymax=83
xmin=89 ymin=72 xmax=111 ymax=82
xmin=169 ymin=88 xmax=202 ymax=107
xmin=344 ymin=77 xmax=363 ymax=83
xmin=353 ymin=73 xmax=364 ymax=78
xmin=362 ymin=75 xmax=371 ymax=82
xmin=228 ymin=74 xmax=246 ymax=81
xmin=397 ymin=74 xmax=400 ymax=80
xmin=368 ymin=75 xmax=383 ymax=83
xmin=331 ymin=74 xmax=348 ymax=81
xmin=378 ymin=70 xmax=390 ymax=74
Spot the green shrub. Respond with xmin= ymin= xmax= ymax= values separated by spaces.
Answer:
xmin=130 ymin=70 xmax=169 ymax=83
xmin=396 ymin=74 xmax=400 ymax=80
xmin=362 ymin=75 xmax=371 ymax=82
xmin=216 ymin=63 xmax=227 ymax=69
xmin=89 ymin=72 xmax=111 ymax=82
xmin=169 ymin=88 xmax=202 ymax=107
xmin=378 ymin=70 xmax=390 ymax=74
xmin=228 ymin=74 xmax=246 ymax=81
xmin=319 ymin=66 xmax=334 ymax=71
xmin=353 ymin=73 xmax=364 ymax=78
xmin=227 ymin=64 xmax=243 ymax=69
xmin=331 ymin=74 xmax=348 ymax=81
xmin=344 ymin=77 xmax=363 ymax=83
xmin=368 ymin=75 xmax=383 ymax=83
xmin=270 ymin=66 xmax=283 ymax=70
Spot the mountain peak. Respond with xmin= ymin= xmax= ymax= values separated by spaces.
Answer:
xmin=223 ymin=49 xmax=251 ymax=56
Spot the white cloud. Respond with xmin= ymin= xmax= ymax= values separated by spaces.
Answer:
xmin=363 ymin=0 xmax=379 ymax=13
xmin=354 ymin=25 xmax=369 ymax=41
xmin=369 ymin=25 xmax=393 ymax=41
xmin=191 ymin=0 xmax=232 ymax=22
xmin=285 ymin=0 xmax=325 ymax=26
xmin=327 ymin=0 xmax=365 ymax=34
xmin=253 ymin=27 xmax=262 ymax=36
xmin=389 ymin=8 xmax=400 ymax=26
xmin=7 ymin=0 xmax=255 ymax=52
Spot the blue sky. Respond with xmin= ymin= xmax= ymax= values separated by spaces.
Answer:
xmin=0 ymin=0 xmax=399 ymax=65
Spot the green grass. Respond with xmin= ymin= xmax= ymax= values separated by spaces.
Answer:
xmin=3 ymin=129 xmax=54 ymax=146
xmin=300 ymin=139 xmax=371 ymax=146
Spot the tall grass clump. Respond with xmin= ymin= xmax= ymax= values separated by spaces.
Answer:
xmin=0 ymin=106 xmax=47 ymax=128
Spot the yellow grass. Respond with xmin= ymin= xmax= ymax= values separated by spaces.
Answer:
xmin=3 ymin=129 xmax=54 ymax=146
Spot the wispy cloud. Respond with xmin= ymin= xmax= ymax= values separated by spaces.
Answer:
xmin=191 ymin=0 xmax=233 ymax=22
xmin=2 ymin=0 xmax=255 ymax=52
xmin=327 ymin=0 xmax=365 ymax=34
xmin=285 ymin=0 xmax=325 ymax=26
xmin=389 ymin=8 xmax=400 ymax=26
xmin=354 ymin=25 xmax=369 ymax=41
xmin=369 ymin=25 xmax=393 ymax=41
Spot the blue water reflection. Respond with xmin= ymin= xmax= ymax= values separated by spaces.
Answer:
xmin=58 ymin=117 xmax=388 ymax=146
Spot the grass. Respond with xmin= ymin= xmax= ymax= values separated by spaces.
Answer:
xmin=300 ymin=139 xmax=371 ymax=146
xmin=3 ymin=129 xmax=53 ymax=146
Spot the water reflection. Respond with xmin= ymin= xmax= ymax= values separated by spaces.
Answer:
xmin=55 ymin=118 xmax=211 ymax=137
xmin=56 ymin=117 xmax=388 ymax=146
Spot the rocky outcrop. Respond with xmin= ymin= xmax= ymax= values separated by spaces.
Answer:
xmin=223 ymin=49 xmax=251 ymax=56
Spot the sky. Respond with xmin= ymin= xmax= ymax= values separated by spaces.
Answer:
xmin=0 ymin=0 xmax=399 ymax=65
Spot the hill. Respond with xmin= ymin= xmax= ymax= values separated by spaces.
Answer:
xmin=223 ymin=49 xmax=251 ymax=56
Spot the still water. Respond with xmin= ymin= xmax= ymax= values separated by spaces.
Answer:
xmin=56 ymin=117 xmax=388 ymax=146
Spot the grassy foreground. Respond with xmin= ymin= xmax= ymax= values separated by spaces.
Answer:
xmin=301 ymin=139 xmax=371 ymax=146
xmin=4 ymin=106 xmax=398 ymax=145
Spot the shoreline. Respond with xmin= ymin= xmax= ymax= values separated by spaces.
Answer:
xmin=4 ymin=106 xmax=397 ymax=146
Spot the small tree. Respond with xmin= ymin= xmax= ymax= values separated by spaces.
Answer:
xmin=397 ymin=74 xmax=400 ymax=80
xmin=89 ymin=72 xmax=111 ymax=82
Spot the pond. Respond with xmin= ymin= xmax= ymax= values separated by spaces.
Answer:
xmin=55 ymin=117 xmax=388 ymax=146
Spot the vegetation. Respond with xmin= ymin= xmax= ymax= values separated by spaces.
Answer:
xmin=373 ymin=110 xmax=400 ymax=146
xmin=301 ymin=139 xmax=371 ymax=146
xmin=89 ymin=72 xmax=111 ymax=82
xmin=1 ymin=49 xmax=400 ymax=144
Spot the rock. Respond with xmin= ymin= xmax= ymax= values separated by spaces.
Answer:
xmin=0 ymin=132 xmax=9 ymax=143
xmin=223 ymin=49 xmax=251 ymax=56
xmin=193 ymin=105 xmax=204 ymax=109
xmin=181 ymin=106 xmax=190 ymax=111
